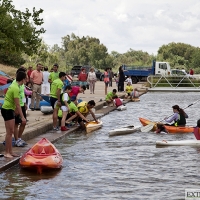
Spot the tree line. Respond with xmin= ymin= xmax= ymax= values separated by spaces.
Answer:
xmin=1 ymin=0 xmax=200 ymax=73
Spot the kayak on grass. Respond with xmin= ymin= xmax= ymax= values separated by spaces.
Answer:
xmin=139 ymin=117 xmax=194 ymax=133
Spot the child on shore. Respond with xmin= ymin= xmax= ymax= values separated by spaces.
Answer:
xmin=59 ymin=85 xmax=72 ymax=131
xmin=112 ymin=95 xmax=123 ymax=108
xmin=25 ymin=82 xmax=33 ymax=110
xmin=105 ymin=89 xmax=117 ymax=106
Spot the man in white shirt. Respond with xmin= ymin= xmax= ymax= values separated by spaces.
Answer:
xmin=41 ymin=66 xmax=50 ymax=95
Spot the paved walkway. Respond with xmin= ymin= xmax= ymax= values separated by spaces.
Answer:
xmin=0 ymin=81 xmax=146 ymax=172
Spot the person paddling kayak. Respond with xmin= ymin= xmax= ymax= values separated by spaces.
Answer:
xmin=164 ymin=105 xmax=188 ymax=126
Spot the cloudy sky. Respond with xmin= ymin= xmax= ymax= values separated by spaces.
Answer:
xmin=12 ymin=0 xmax=200 ymax=55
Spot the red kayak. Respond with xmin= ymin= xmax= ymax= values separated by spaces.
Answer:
xmin=20 ymin=138 xmax=63 ymax=173
xmin=139 ymin=117 xmax=194 ymax=134
xmin=0 ymin=75 xmax=9 ymax=85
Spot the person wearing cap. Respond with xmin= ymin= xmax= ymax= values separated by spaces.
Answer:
xmin=48 ymin=63 xmax=59 ymax=84
xmin=76 ymin=100 xmax=98 ymax=130
xmin=50 ymin=72 xmax=66 ymax=131
xmin=164 ymin=105 xmax=188 ymax=126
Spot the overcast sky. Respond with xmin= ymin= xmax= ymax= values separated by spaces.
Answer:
xmin=12 ymin=0 xmax=200 ymax=55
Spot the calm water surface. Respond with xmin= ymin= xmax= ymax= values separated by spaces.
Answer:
xmin=1 ymin=92 xmax=200 ymax=200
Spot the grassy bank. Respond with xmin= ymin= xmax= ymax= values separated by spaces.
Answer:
xmin=0 ymin=64 xmax=17 ymax=77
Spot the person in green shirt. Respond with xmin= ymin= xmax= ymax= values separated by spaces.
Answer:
xmin=50 ymin=72 xmax=66 ymax=131
xmin=105 ymin=89 xmax=117 ymax=106
xmin=48 ymin=63 xmax=59 ymax=84
xmin=58 ymin=96 xmax=89 ymax=127
xmin=1 ymin=71 xmax=27 ymax=158
xmin=12 ymin=68 xmax=28 ymax=147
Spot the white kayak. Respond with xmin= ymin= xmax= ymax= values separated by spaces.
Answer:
xmin=117 ymin=105 xmax=127 ymax=111
xmin=109 ymin=126 xmax=140 ymax=136
xmin=41 ymin=106 xmax=53 ymax=114
xmin=156 ymin=140 xmax=200 ymax=146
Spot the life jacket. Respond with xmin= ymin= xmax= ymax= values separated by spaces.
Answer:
xmin=115 ymin=98 xmax=122 ymax=107
xmin=77 ymin=101 xmax=88 ymax=114
xmin=60 ymin=93 xmax=71 ymax=106
xmin=174 ymin=113 xmax=186 ymax=126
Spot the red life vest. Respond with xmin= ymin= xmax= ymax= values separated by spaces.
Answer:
xmin=115 ymin=98 xmax=122 ymax=107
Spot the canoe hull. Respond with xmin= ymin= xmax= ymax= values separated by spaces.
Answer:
xmin=117 ymin=105 xmax=127 ymax=111
xmin=139 ymin=117 xmax=193 ymax=133
xmin=109 ymin=126 xmax=139 ymax=136
xmin=131 ymin=98 xmax=140 ymax=102
xmin=86 ymin=120 xmax=103 ymax=134
xmin=41 ymin=106 xmax=53 ymax=114
xmin=156 ymin=140 xmax=200 ymax=146
xmin=20 ymin=138 xmax=63 ymax=173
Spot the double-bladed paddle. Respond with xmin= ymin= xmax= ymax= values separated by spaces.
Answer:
xmin=140 ymin=99 xmax=200 ymax=133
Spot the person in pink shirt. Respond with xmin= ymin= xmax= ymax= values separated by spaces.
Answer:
xmin=69 ymin=85 xmax=86 ymax=104
xmin=30 ymin=63 xmax=43 ymax=110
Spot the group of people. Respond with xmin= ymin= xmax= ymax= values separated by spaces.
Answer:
xmin=0 ymin=63 xmax=99 ymax=158
xmin=78 ymin=67 xmax=97 ymax=94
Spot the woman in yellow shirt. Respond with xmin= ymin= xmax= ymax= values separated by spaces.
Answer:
xmin=125 ymin=82 xmax=133 ymax=99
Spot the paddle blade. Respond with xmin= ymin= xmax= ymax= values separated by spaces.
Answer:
xmin=40 ymin=95 xmax=51 ymax=103
xmin=141 ymin=124 xmax=155 ymax=132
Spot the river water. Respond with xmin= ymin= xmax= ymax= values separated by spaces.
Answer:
xmin=1 ymin=92 xmax=200 ymax=200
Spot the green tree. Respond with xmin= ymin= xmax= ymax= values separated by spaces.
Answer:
xmin=0 ymin=0 xmax=45 ymax=66
xmin=62 ymin=33 xmax=112 ymax=69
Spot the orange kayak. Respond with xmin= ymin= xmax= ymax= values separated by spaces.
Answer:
xmin=139 ymin=117 xmax=193 ymax=134
xmin=20 ymin=138 xmax=63 ymax=173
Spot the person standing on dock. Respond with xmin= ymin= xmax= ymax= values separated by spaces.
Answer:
xmin=30 ymin=63 xmax=43 ymax=111
xmin=41 ymin=66 xmax=50 ymax=96
xmin=1 ymin=71 xmax=27 ymax=158
xmin=104 ymin=68 xmax=109 ymax=95
xmin=48 ymin=63 xmax=59 ymax=84
xmin=50 ymin=72 xmax=66 ymax=131
xmin=118 ymin=66 xmax=125 ymax=92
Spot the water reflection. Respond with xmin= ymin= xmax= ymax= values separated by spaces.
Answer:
xmin=1 ymin=92 xmax=200 ymax=199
